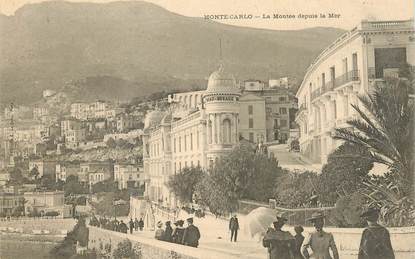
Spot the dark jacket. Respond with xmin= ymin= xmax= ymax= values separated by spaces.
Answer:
xmin=172 ymin=227 xmax=185 ymax=244
xmin=182 ymin=225 xmax=201 ymax=247
xmin=73 ymin=223 xmax=89 ymax=247
xmin=118 ymin=222 xmax=128 ymax=233
xmin=164 ymin=225 xmax=173 ymax=242
xmin=229 ymin=217 xmax=239 ymax=230
xmin=358 ymin=224 xmax=395 ymax=259
xmin=138 ymin=219 xmax=144 ymax=228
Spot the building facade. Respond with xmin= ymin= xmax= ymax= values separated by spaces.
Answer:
xmin=295 ymin=19 xmax=415 ymax=164
xmin=143 ymin=65 xmax=241 ymax=208
xmin=114 ymin=163 xmax=144 ymax=189
xmin=24 ymin=191 xmax=72 ymax=218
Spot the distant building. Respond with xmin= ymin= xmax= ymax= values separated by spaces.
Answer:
xmin=88 ymin=168 xmax=113 ymax=188
xmin=61 ymin=119 xmax=82 ymax=137
xmin=116 ymin=114 xmax=140 ymax=132
xmin=269 ymin=77 xmax=297 ymax=89
xmin=243 ymin=80 xmax=265 ymax=91
xmin=33 ymin=106 xmax=49 ymax=121
xmin=70 ymin=102 xmax=89 ymax=120
xmin=114 ymin=163 xmax=144 ymax=190
xmin=24 ymin=191 xmax=72 ymax=218
xmin=64 ymin=128 xmax=86 ymax=149
xmin=295 ymin=19 xmax=414 ymax=164
xmin=0 ymin=192 xmax=24 ymax=216
xmin=79 ymin=161 xmax=113 ymax=184
xmin=239 ymin=93 xmax=266 ymax=143
xmin=55 ymin=162 xmax=80 ymax=182
xmin=242 ymin=87 xmax=297 ymax=143
xmin=28 ymin=159 xmax=57 ymax=179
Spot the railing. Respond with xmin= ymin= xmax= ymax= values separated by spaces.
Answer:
xmin=311 ymin=70 xmax=360 ymax=101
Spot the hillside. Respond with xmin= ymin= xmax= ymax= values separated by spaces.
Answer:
xmin=0 ymin=1 xmax=345 ymax=106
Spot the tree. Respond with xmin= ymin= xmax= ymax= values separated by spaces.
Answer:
xmin=334 ymin=77 xmax=414 ymax=196
xmin=195 ymin=173 xmax=238 ymax=217
xmin=273 ymin=171 xmax=318 ymax=208
xmin=7 ymin=167 xmax=27 ymax=186
xmin=29 ymin=166 xmax=40 ymax=180
xmin=106 ymin=137 xmax=116 ymax=148
xmin=92 ymin=179 xmax=117 ymax=193
xmin=210 ymin=143 xmax=283 ymax=202
xmin=167 ymin=166 xmax=204 ymax=204
xmin=64 ymin=176 xmax=89 ymax=196
xmin=316 ymin=142 xmax=374 ymax=205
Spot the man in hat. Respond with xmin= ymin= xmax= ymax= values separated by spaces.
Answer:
xmin=358 ymin=207 xmax=395 ymax=259
xmin=155 ymin=221 xmax=165 ymax=240
xmin=164 ymin=221 xmax=173 ymax=242
xmin=301 ymin=211 xmax=339 ymax=259
xmin=262 ymin=212 xmax=296 ymax=259
xmin=229 ymin=214 xmax=240 ymax=242
xmin=172 ymin=220 xmax=185 ymax=244
xmin=182 ymin=217 xmax=201 ymax=248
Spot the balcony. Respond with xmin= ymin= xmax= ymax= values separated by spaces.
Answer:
xmin=311 ymin=70 xmax=360 ymax=101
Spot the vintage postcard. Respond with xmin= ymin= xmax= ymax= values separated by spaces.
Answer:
xmin=0 ymin=0 xmax=413 ymax=258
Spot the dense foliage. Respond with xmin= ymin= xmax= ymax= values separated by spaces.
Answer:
xmin=167 ymin=166 xmax=204 ymax=204
xmin=316 ymin=142 xmax=373 ymax=205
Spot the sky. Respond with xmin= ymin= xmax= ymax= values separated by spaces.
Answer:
xmin=0 ymin=0 xmax=413 ymax=30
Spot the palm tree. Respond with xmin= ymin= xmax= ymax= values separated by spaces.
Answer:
xmin=334 ymin=77 xmax=414 ymax=196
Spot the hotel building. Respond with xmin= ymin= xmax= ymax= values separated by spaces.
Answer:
xmin=143 ymin=65 xmax=241 ymax=207
xmin=295 ymin=19 xmax=414 ymax=164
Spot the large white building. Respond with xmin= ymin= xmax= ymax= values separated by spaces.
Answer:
xmin=143 ymin=64 xmax=241 ymax=208
xmin=295 ymin=19 xmax=414 ymax=164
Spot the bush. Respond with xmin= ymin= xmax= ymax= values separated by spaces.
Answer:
xmin=113 ymin=239 xmax=141 ymax=259
xmin=331 ymin=193 xmax=366 ymax=228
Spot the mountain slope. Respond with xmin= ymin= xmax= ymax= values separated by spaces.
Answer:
xmin=0 ymin=1 xmax=345 ymax=106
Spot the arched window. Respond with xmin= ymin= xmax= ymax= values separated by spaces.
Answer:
xmin=223 ymin=119 xmax=231 ymax=143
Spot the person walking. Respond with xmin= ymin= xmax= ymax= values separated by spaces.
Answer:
xmin=138 ymin=217 xmax=144 ymax=231
xmin=172 ymin=220 xmax=185 ymax=244
xmin=229 ymin=214 xmax=239 ymax=242
xmin=301 ymin=211 xmax=339 ymax=259
xmin=293 ymin=225 xmax=305 ymax=259
xmin=118 ymin=220 xmax=128 ymax=234
xmin=182 ymin=218 xmax=201 ymax=248
xmin=262 ymin=212 xmax=296 ymax=259
xmin=164 ymin=221 xmax=173 ymax=242
xmin=134 ymin=218 xmax=139 ymax=231
xmin=155 ymin=221 xmax=165 ymax=240
xmin=358 ymin=207 xmax=395 ymax=259
xmin=73 ymin=216 xmax=89 ymax=255
xmin=129 ymin=218 xmax=135 ymax=234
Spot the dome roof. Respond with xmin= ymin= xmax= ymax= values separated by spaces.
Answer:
xmin=144 ymin=110 xmax=166 ymax=130
xmin=205 ymin=64 xmax=240 ymax=95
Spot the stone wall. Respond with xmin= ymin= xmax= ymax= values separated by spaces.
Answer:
xmin=88 ymin=226 xmax=239 ymax=259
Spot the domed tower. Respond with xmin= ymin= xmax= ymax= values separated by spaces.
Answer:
xmin=203 ymin=64 xmax=241 ymax=162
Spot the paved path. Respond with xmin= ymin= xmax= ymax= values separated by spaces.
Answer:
xmin=268 ymin=144 xmax=322 ymax=172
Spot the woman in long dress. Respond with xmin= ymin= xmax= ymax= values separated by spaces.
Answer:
xmin=301 ymin=211 xmax=339 ymax=259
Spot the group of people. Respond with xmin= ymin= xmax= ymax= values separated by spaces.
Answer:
xmin=89 ymin=215 xmax=144 ymax=234
xmin=155 ymin=217 xmax=201 ymax=248
xmin=263 ymin=208 xmax=395 ymax=259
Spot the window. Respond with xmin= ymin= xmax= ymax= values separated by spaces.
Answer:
xmin=321 ymin=73 xmax=325 ymax=87
xmin=179 ymin=137 xmax=181 ymax=152
xmin=249 ymin=118 xmax=254 ymax=128
xmin=279 ymin=97 xmax=286 ymax=102
xmin=190 ymin=133 xmax=193 ymax=150
xmin=274 ymin=119 xmax=279 ymax=128
xmin=249 ymin=132 xmax=254 ymax=142
xmin=279 ymin=107 xmax=287 ymax=114
xmin=248 ymin=105 xmax=253 ymax=115
xmin=174 ymin=138 xmax=176 ymax=152
xmin=184 ymin=135 xmax=187 ymax=152
xmin=223 ymin=119 xmax=231 ymax=143
xmin=197 ymin=131 xmax=200 ymax=149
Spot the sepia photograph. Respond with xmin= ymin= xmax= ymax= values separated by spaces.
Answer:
xmin=0 ymin=0 xmax=414 ymax=258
